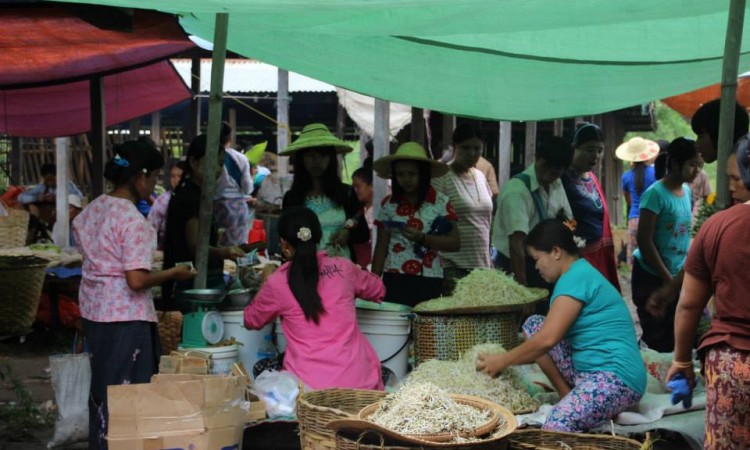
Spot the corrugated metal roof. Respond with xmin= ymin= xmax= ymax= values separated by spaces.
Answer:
xmin=170 ymin=58 xmax=335 ymax=93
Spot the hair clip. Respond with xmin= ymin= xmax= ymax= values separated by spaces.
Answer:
xmin=562 ymin=218 xmax=577 ymax=232
xmin=297 ymin=227 xmax=312 ymax=242
xmin=573 ymin=235 xmax=587 ymax=249
xmin=113 ymin=154 xmax=130 ymax=168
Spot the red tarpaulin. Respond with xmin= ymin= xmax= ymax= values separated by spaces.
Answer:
xmin=0 ymin=61 xmax=190 ymax=137
xmin=0 ymin=5 xmax=194 ymax=137
xmin=662 ymin=77 xmax=750 ymax=118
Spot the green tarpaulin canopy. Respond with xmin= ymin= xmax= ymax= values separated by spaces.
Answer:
xmin=55 ymin=0 xmax=750 ymax=120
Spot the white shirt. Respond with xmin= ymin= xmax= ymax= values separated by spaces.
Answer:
xmin=491 ymin=164 xmax=572 ymax=258
xmin=215 ymin=147 xmax=253 ymax=200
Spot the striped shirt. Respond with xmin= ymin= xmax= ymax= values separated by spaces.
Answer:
xmin=432 ymin=167 xmax=493 ymax=268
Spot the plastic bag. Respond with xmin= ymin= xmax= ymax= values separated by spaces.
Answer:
xmin=252 ymin=370 xmax=299 ymax=419
xmin=47 ymin=352 xmax=90 ymax=448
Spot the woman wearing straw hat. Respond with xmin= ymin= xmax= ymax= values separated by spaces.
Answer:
xmin=560 ymin=123 xmax=620 ymax=291
xmin=371 ymin=142 xmax=460 ymax=306
xmin=616 ymin=137 xmax=659 ymax=266
xmin=280 ymin=123 xmax=368 ymax=262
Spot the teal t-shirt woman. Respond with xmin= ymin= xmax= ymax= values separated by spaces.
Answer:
xmin=477 ymin=219 xmax=645 ymax=432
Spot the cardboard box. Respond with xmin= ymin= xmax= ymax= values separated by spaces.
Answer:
xmin=108 ymin=425 xmax=243 ymax=450
xmin=245 ymin=391 xmax=267 ymax=422
xmin=107 ymin=374 xmax=246 ymax=439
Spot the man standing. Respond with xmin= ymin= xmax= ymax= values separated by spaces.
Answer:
xmin=492 ymin=137 xmax=574 ymax=291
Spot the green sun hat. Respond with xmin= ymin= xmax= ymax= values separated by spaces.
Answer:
xmin=279 ymin=123 xmax=352 ymax=156
xmin=372 ymin=141 xmax=449 ymax=179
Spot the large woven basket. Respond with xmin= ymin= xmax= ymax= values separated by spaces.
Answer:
xmin=414 ymin=312 xmax=522 ymax=365
xmin=297 ymin=389 xmax=387 ymax=450
xmin=0 ymin=209 xmax=29 ymax=248
xmin=508 ymin=429 xmax=642 ymax=450
xmin=335 ymin=430 xmax=510 ymax=450
xmin=0 ymin=256 xmax=47 ymax=336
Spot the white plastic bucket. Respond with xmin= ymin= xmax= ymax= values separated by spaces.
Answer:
xmin=274 ymin=318 xmax=287 ymax=353
xmin=356 ymin=308 xmax=411 ymax=381
xmin=181 ymin=344 xmax=239 ymax=375
xmin=220 ymin=311 xmax=272 ymax=377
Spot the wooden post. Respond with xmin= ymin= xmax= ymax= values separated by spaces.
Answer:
xmin=151 ymin=111 xmax=161 ymax=146
xmin=716 ymin=0 xmax=746 ymax=209
xmin=411 ymin=107 xmax=425 ymax=147
xmin=189 ymin=53 xmax=202 ymax=140
xmin=277 ymin=68 xmax=290 ymax=176
xmin=498 ymin=121 xmax=512 ymax=191
xmin=336 ymin=103 xmax=346 ymax=139
xmin=524 ymin=121 xmax=537 ymax=166
xmin=90 ymin=76 xmax=106 ymax=198
xmin=228 ymin=108 xmax=237 ymax=144
xmin=194 ymin=13 xmax=229 ymax=290
xmin=129 ymin=118 xmax=141 ymax=139
xmin=53 ymin=138 xmax=70 ymax=247
xmin=10 ymin=137 xmax=21 ymax=185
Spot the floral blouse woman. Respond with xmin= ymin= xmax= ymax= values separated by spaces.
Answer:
xmin=281 ymin=123 xmax=368 ymax=263
xmin=371 ymin=142 xmax=459 ymax=306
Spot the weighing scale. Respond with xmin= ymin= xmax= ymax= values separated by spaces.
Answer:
xmin=178 ymin=289 xmax=227 ymax=348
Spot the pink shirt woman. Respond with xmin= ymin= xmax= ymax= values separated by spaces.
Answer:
xmin=244 ymin=206 xmax=385 ymax=390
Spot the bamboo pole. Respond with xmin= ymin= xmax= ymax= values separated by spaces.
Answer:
xmin=194 ymin=13 xmax=229 ymax=289
xmin=716 ymin=0 xmax=746 ymax=209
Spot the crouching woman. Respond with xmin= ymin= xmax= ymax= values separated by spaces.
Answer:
xmin=476 ymin=219 xmax=645 ymax=432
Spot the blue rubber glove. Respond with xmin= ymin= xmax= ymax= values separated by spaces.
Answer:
xmin=667 ymin=373 xmax=693 ymax=409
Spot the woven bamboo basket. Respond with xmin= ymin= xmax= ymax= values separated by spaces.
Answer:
xmin=0 ymin=256 xmax=48 ymax=336
xmin=335 ymin=430 xmax=510 ymax=450
xmin=508 ymin=429 xmax=642 ymax=450
xmin=297 ymin=389 xmax=388 ymax=450
xmin=414 ymin=312 xmax=522 ymax=365
xmin=0 ymin=209 xmax=29 ymax=248
xmin=157 ymin=311 xmax=183 ymax=355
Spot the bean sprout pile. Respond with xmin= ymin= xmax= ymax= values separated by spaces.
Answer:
xmin=404 ymin=343 xmax=540 ymax=413
xmin=369 ymin=382 xmax=493 ymax=436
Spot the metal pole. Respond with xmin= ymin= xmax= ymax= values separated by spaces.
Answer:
xmin=716 ymin=0 xmax=746 ymax=209
xmin=277 ymin=69 xmax=290 ymax=176
xmin=194 ymin=13 xmax=229 ymax=289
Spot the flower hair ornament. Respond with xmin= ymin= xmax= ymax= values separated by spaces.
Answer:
xmin=297 ymin=227 xmax=312 ymax=242
xmin=573 ymin=235 xmax=587 ymax=249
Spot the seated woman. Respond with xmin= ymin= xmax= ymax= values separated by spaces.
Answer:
xmin=477 ymin=219 xmax=645 ymax=432
xmin=244 ymin=206 xmax=385 ymax=390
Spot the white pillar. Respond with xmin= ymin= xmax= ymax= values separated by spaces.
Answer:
xmin=53 ymin=137 xmax=69 ymax=247
xmin=525 ymin=121 xmax=537 ymax=166
xmin=277 ymin=69 xmax=290 ymax=175
xmin=372 ymin=99 xmax=390 ymax=232
xmin=498 ymin=121 xmax=512 ymax=192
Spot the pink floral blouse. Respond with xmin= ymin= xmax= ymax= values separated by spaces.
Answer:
xmin=73 ymin=195 xmax=157 ymax=323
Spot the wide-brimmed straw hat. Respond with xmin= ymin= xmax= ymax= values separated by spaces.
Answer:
xmin=373 ymin=142 xmax=449 ymax=179
xmin=279 ymin=123 xmax=352 ymax=156
xmin=615 ymin=137 xmax=660 ymax=162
